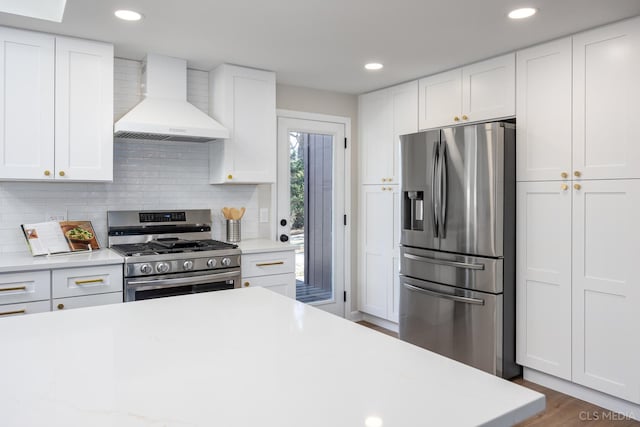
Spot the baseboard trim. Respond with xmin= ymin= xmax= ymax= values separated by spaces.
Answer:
xmin=523 ymin=368 xmax=640 ymax=421
xmin=360 ymin=313 xmax=399 ymax=333
xmin=348 ymin=311 xmax=363 ymax=322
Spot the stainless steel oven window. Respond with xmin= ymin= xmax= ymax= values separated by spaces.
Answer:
xmin=124 ymin=270 xmax=241 ymax=302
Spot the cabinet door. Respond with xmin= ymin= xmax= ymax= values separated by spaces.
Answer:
xmin=418 ymin=69 xmax=462 ymax=130
xmin=242 ymin=273 xmax=295 ymax=299
xmin=516 ymin=39 xmax=572 ymax=182
xmin=359 ymin=89 xmax=393 ymax=185
xmin=390 ymin=82 xmax=418 ymax=184
xmin=209 ymin=65 xmax=276 ymax=183
xmin=388 ymin=187 xmax=401 ymax=323
xmin=0 ymin=270 xmax=51 ymax=305
xmin=0 ymin=27 xmax=54 ymax=180
xmin=52 ymin=265 xmax=123 ymax=298
xmin=0 ymin=300 xmax=50 ymax=318
xmin=358 ymin=185 xmax=394 ymax=318
xmin=572 ymin=180 xmax=640 ymax=403
xmin=55 ymin=37 xmax=114 ymax=181
xmin=516 ymin=182 xmax=572 ymax=380
xmin=573 ymin=18 xmax=640 ymax=180
xmin=53 ymin=292 xmax=122 ymax=311
xmin=462 ymin=53 xmax=515 ymax=123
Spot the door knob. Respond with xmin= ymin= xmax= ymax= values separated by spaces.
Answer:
xmin=462 ymin=115 xmax=469 ymax=120
xmin=561 ymin=184 xmax=569 ymax=191
xmin=44 ymin=170 xmax=51 ymax=176
xmin=574 ymin=171 xmax=582 ymax=178
xmin=280 ymin=219 xmax=287 ymax=226
xmin=574 ymin=183 xmax=582 ymax=190
xmin=453 ymin=116 xmax=460 ymax=122
xmin=57 ymin=304 xmax=64 ymax=310
xmin=58 ymin=171 xmax=66 ymax=177
xmin=561 ymin=172 xmax=568 ymax=179
xmin=244 ymin=282 xmax=250 ymax=287
xmin=279 ymin=234 xmax=289 ymax=242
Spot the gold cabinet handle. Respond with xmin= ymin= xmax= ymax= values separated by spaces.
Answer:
xmin=574 ymin=171 xmax=581 ymax=178
xmin=57 ymin=304 xmax=64 ymax=310
xmin=0 ymin=309 xmax=26 ymax=316
xmin=256 ymin=261 xmax=285 ymax=267
xmin=44 ymin=170 xmax=51 ymax=176
xmin=561 ymin=184 xmax=569 ymax=191
xmin=453 ymin=116 xmax=460 ymax=122
xmin=74 ymin=278 xmax=104 ymax=285
xmin=227 ymin=174 xmax=233 ymax=180
xmin=59 ymin=171 xmax=66 ymax=177
xmin=574 ymin=183 xmax=582 ymax=190
xmin=244 ymin=282 xmax=250 ymax=287
xmin=0 ymin=286 xmax=27 ymax=292
xmin=561 ymin=172 xmax=568 ymax=179
xmin=462 ymin=115 xmax=469 ymax=120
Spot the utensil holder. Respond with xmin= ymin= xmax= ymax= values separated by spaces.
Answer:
xmin=226 ymin=219 xmax=241 ymax=243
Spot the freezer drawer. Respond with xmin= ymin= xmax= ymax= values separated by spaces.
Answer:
xmin=400 ymin=246 xmax=503 ymax=293
xmin=399 ymin=276 xmax=504 ymax=376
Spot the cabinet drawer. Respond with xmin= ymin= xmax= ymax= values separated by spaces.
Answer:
xmin=52 ymin=265 xmax=123 ymax=298
xmin=241 ymin=251 xmax=295 ymax=277
xmin=0 ymin=271 xmax=50 ymax=304
xmin=0 ymin=300 xmax=50 ymax=318
xmin=241 ymin=273 xmax=295 ymax=298
xmin=53 ymin=292 xmax=122 ymax=312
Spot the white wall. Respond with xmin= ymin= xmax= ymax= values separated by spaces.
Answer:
xmin=0 ymin=59 xmax=259 ymax=255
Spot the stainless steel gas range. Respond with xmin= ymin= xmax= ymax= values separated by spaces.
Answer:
xmin=108 ymin=209 xmax=241 ymax=302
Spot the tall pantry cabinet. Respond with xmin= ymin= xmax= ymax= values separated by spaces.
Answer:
xmin=516 ymin=17 xmax=640 ymax=405
xmin=358 ymin=81 xmax=417 ymax=323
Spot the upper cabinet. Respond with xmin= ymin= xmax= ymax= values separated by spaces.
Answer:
xmin=516 ymin=38 xmax=572 ymax=182
xmin=359 ymin=81 xmax=418 ymax=185
xmin=0 ymin=27 xmax=55 ymax=180
xmin=209 ymin=64 xmax=276 ymax=184
xmin=572 ymin=18 xmax=640 ymax=180
xmin=55 ymin=37 xmax=114 ymax=182
xmin=0 ymin=27 xmax=114 ymax=182
xmin=418 ymin=53 xmax=515 ymax=130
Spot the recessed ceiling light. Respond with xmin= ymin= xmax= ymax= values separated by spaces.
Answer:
xmin=508 ymin=7 xmax=537 ymax=19
xmin=114 ymin=9 xmax=143 ymax=21
xmin=365 ymin=63 xmax=383 ymax=71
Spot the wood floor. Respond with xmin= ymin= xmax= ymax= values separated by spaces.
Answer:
xmin=356 ymin=321 xmax=640 ymax=426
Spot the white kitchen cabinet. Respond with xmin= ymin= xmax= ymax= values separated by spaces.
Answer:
xmin=516 ymin=38 xmax=572 ymax=182
xmin=209 ymin=64 xmax=276 ymax=184
xmin=0 ymin=26 xmax=114 ymax=182
xmin=0 ymin=301 xmax=50 ymax=318
xmin=0 ymin=27 xmax=55 ymax=180
xmin=516 ymin=182 xmax=572 ymax=380
xmin=54 ymin=37 xmax=114 ymax=181
xmin=0 ymin=270 xmax=51 ymax=305
xmin=573 ymin=18 xmax=640 ymax=180
xmin=359 ymin=81 xmax=418 ymax=185
xmin=53 ymin=292 xmax=122 ymax=312
xmin=358 ymin=185 xmax=399 ymax=320
xmin=418 ymin=53 xmax=514 ymax=130
xmin=52 ymin=265 xmax=123 ymax=299
xmin=241 ymin=250 xmax=295 ymax=298
xmin=571 ymin=179 xmax=640 ymax=403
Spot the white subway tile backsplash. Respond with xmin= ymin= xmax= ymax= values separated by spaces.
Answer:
xmin=0 ymin=58 xmax=258 ymax=255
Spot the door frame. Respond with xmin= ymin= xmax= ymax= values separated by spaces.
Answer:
xmin=275 ymin=109 xmax=352 ymax=319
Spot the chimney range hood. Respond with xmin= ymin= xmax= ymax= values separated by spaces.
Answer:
xmin=114 ymin=54 xmax=229 ymax=142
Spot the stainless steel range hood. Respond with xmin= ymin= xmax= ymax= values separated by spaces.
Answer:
xmin=114 ymin=54 xmax=229 ymax=142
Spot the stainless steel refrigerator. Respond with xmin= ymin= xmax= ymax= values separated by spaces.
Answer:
xmin=399 ymin=121 xmax=519 ymax=379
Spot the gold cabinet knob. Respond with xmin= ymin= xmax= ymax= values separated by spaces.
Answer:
xmin=57 ymin=303 xmax=64 ymax=310
xmin=453 ymin=116 xmax=460 ymax=122
xmin=244 ymin=282 xmax=250 ymax=287
xmin=462 ymin=115 xmax=469 ymax=120
xmin=561 ymin=184 xmax=569 ymax=191
xmin=44 ymin=170 xmax=51 ymax=176
xmin=561 ymin=172 xmax=568 ymax=179
xmin=227 ymin=174 xmax=233 ymax=180
xmin=381 ymin=178 xmax=386 ymax=182
xmin=574 ymin=183 xmax=582 ymax=190
xmin=574 ymin=171 xmax=581 ymax=178
xmin=58 ymin=171 xmax=65 ymax=177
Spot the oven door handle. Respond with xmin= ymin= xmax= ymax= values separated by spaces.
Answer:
xmin=127 ymin=271 xmax=239 ymax=290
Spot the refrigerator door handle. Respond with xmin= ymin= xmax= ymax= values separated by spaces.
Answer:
xmin=431 ymin=141 xmax=440 ymax=237
xmin=402 ymin=282 xmax=485 ymax=305
xmin=403 ymin=253 xmax=485 ymax=270
xmin=439 ymin=140 xmax=448 ymax=238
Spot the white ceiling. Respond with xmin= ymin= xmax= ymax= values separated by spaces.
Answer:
xmin=0 ymin=0 xmax=639 ymax=94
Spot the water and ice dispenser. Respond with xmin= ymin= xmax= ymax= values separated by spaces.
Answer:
xmin=403 ymin=191 xmax=424 ymax=231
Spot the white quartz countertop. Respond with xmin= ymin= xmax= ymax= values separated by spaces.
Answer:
xmin=0 ymin=288 xmax=544 ymax=426
xmin=237 ymin=238 xmax=296 ymax=254
xmin=0 ymin=248 xmax=124 ymax=273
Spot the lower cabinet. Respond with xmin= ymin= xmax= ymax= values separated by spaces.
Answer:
xmin=54 ymin=292 xmax=122 ymax=311
xmin=357 ymin=185 xmax=400 ymax=322
xmin=241 ymin=250 xmax=296 ymax=298
xmin=0 ymin=300 xmax=50 ymax=318
xmin=516 ymin=179 xmax=640 ymax=404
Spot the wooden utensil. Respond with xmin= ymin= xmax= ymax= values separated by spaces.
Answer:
xmin=239 ymin=207 xmax=246 ymax=219
xmin=222 ymin=207 xmax=230 ymax=219
xmin=230 ymin=208 xmax=240 ymax=220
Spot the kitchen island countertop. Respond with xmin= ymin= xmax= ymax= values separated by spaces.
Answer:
xmin=0 ymin=287 xmax=544 ymax=426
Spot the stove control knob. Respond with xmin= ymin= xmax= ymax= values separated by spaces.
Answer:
xmin=156 ymin=262 xmax=170 ymax=274
xmin=140 ymin=264 xmax=153 ymax=274
xmin=221 ymin=257 xmax=232 ymax=267
xmin=207 ymin=258 xmax=217 ymax=268
xmin=183 ymin=260 xmax=194 ymax=270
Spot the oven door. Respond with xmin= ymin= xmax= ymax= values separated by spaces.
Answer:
xmin=124 ymin=269 xmax=241 ymax=302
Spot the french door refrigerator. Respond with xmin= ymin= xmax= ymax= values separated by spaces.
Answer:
xmin=398 ymin=121 xmax=519 ymax=379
